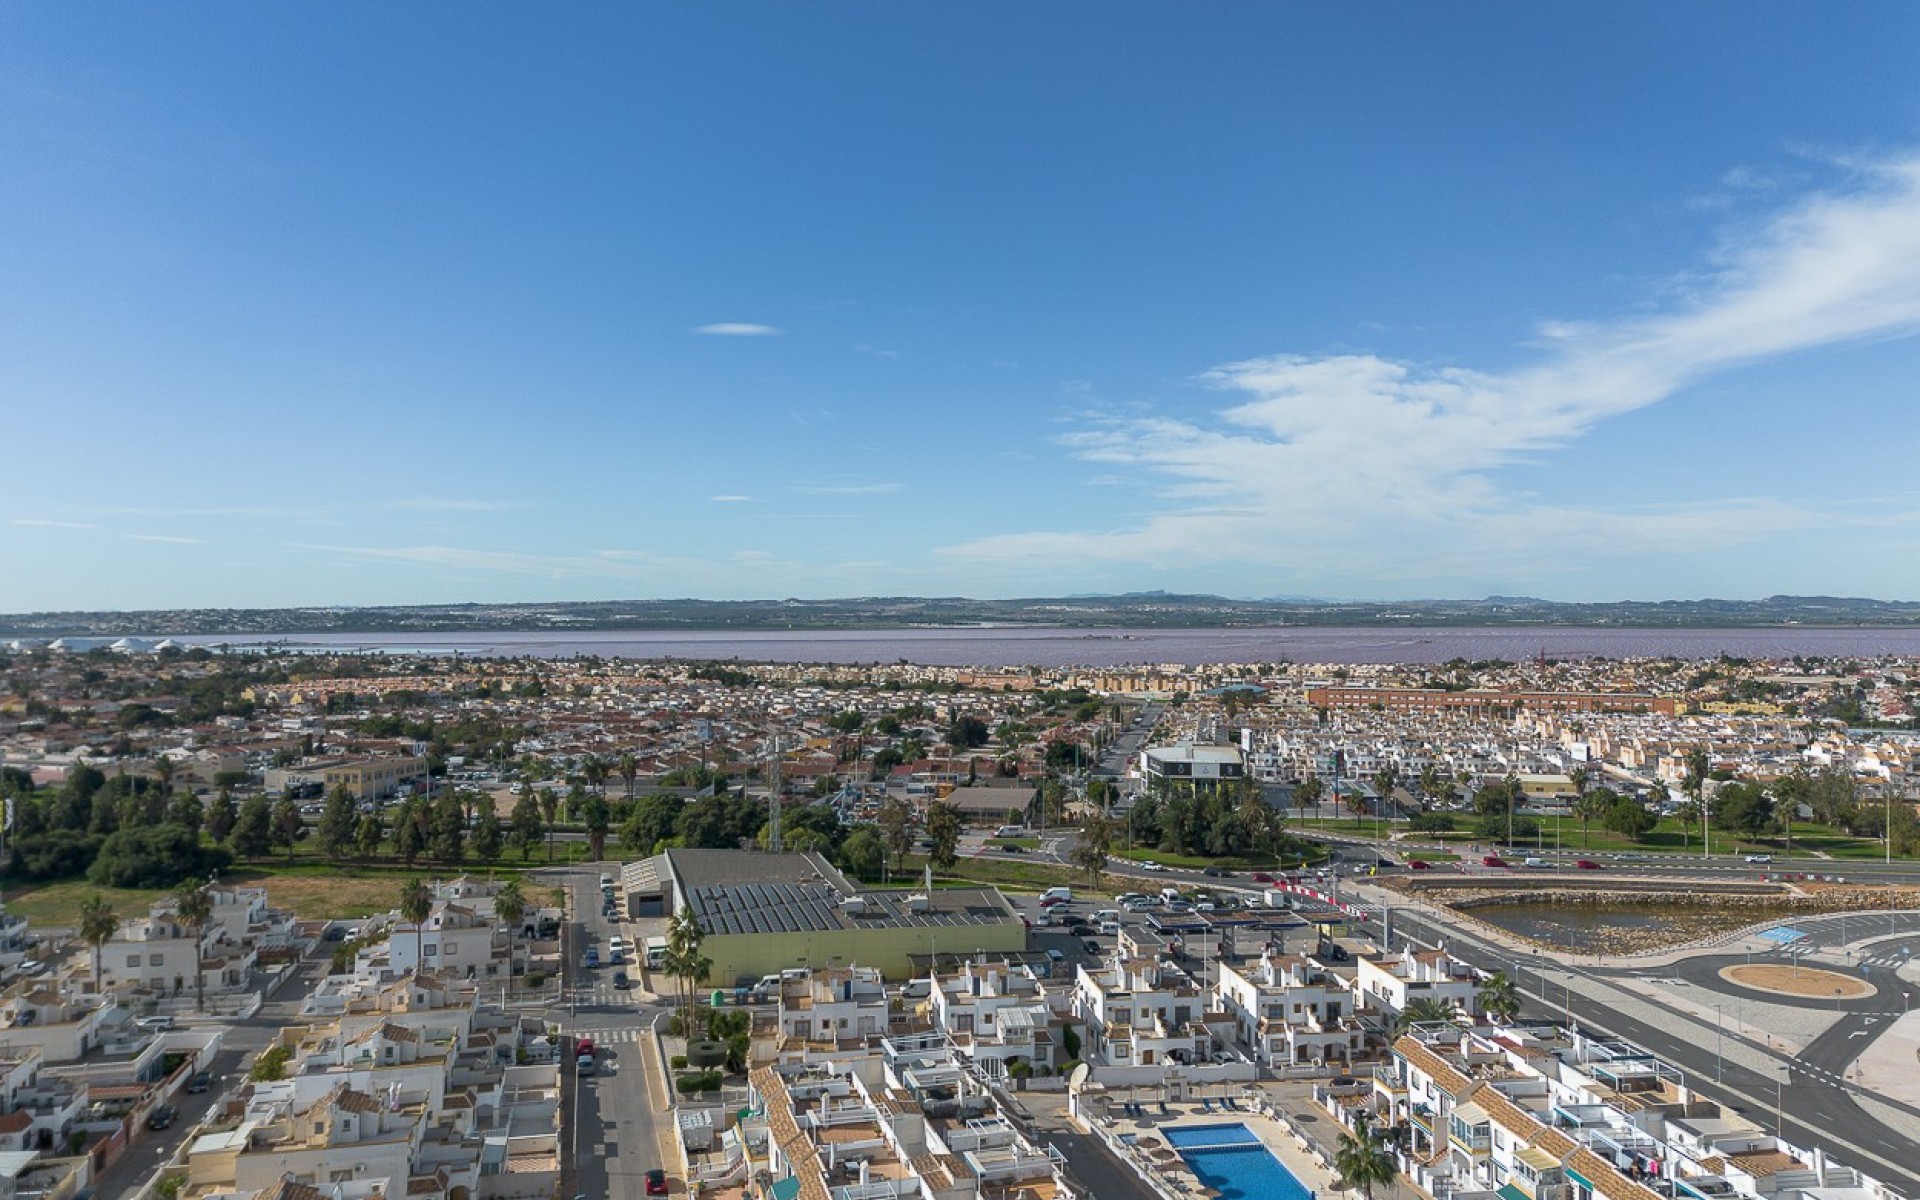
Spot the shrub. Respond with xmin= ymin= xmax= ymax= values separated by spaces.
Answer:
xmin=523 ymin=972 xmax=547 ymax=989
xmin=670 ymin=1055 xmax=689 ymax=1069
xmin=675 ymin=1070 xmax=722 ymax=1094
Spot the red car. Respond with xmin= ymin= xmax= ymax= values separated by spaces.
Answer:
xmin=575 ymin=1037 xmax=596 ymax=1058
xmin=1407 ymin=860 xmax=1431 ymax=871
xmin=1575 ymin=859 xmax=1602 ymax=870
xmin=646 ymin=1169 xmax=669 ymax=1196
xmin=1481 ymin=855 xmax=1509 ymax=868
xmin=1251 ymin=872 xmax=1276 ymax=884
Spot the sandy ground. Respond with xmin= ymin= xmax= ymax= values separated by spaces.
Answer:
xmin=1719 ymin=963 xmax=1876 ymax=999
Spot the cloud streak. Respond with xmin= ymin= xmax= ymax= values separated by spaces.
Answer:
xmin=693 ymin=322 xmax=782 ymax=337
xmin=941 ymin=154 xmax=1920 ymax=582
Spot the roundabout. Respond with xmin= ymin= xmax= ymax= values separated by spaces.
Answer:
xmin=1718 ymin=962 xmax=1877 ymax=1000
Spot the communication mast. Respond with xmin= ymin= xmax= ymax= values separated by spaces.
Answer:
xmin=767 ymin=736 xmax=783 ymax=853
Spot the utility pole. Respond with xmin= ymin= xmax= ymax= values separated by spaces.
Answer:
xmin=768 ymin=737 xmax=783 ymax=853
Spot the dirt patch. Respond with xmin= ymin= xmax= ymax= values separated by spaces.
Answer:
xmin=1719 ymin=963 xmax=1876 ymax=999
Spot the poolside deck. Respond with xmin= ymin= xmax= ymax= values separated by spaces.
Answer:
xmin=1076 ymin=1087 xmax=1341 ymax=1200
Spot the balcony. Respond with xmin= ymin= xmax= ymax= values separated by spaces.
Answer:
xmin=1372 ymin=1065 xmax=1406 ymax=1093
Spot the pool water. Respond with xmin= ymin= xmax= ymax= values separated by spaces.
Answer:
xmin=1165 ymin=1123 xmax=1313 ymax=1200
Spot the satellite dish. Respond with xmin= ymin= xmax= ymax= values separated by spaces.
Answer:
xmin=1068 ymin=1062 xmax=1091 ymax=1090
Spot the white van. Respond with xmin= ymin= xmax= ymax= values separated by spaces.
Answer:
xmin=1159 ymin=886 xmax=1183 ymax=905
xmin=995 ymin=825 xmax=1026 ymax=838
xmin=1041 ymin=886 xmax=1073 ymax=903
xmin=1093 ymin=909 xmax=1121 ymax=934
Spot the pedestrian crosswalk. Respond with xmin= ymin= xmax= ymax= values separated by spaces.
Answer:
xmin=565 ymin=1026 xmax=649 ymax=1045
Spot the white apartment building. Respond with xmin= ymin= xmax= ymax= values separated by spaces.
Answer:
xmin=1072 ymin=956 xmax=1221 ymax=1069
xmin=927 ymin=958 xmax=1068 ymax=1079
xmin=1352 ymin=948 xmax=1481 ymax=1023
xmin=1212 ymin=953 xmax=1363 ymax=1067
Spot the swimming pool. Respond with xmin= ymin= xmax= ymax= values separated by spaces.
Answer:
xmin=1165 ymin=1123 xmax=1313 ymax=1200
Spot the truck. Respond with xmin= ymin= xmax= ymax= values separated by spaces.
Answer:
xmin=644 ymin=936 xmax=668 ymax=970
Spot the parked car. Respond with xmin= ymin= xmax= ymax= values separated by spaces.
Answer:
xmin=323 ymin=924 xmax=347 ymax=942
xmin=146 ymin=1104 xmax=178 ymax=1131
xmin=645 ymin=1169 xmax=670 ymax=1196
xmin=136 ymin=1015 xmax=175 ymax=1032
xmin=186 ymin=1071 xmax=212 ymax=1094
xmin=614 ymin=972 xmax=631 ymax=990
xmin=1575 ymin=859 xmax=1602 ymax=870
xmin=583 ymin=949 xmax=600 ymax=969
xmin=576 ymin=1053 xmax=595 ymax=1077
xmin=1082 ymin=939 xmax=1102 ymax=954
xmin=576 ymin=1037 xmax=596 ymax=1058
xmin=1481 ymin=855 xmax=1509 ymax=868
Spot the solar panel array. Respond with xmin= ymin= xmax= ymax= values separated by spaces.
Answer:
xmin=690 ymin=882 xmax=844 ymax=935
xmin=687 ymin=882 xmax=1016 ymax=935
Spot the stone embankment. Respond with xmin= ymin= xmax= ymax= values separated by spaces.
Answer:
xmin=1427 ymin=883 xmax=1920 ymax=957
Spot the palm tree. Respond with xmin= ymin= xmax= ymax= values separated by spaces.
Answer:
xmin=617 ymin=752 xmax=639 ymax=800
xmin=538 ymin=788 xmax=559 ymax=863
xmin=173 ymin=881 xmax=213 ymax=1013
xmin=1417 ymin=765 xmax=1445 ymax=810
xmin=1684 ymin=747 xmax=1711 ymax=857
xmin=1294 ymin=774 xmax=1323 ymax=823
xmin=495 ymin=881 xmax=526 ymax=994
xmin=399 ymin=878 xmax=433 ymax=977
xmin=665 ymin=905 xmax=709 ymax=1035
xmin=79 ymin=894 xmax=118 ymax=994
xmin=1392 ymin=996 xmax=1459 ymax=1036
xmin=1477 ymin=969 xmax=1522 ymax=1024
xmin=1334 ymin=1112 xmax=1399 ymax=1200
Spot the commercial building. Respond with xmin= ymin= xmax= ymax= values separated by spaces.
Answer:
xmin=642 ymin=849 xmax=1026 ymax=984
xmin=1137 ymin=743 xmax=1246 ymax=791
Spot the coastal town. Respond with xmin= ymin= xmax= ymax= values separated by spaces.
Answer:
xmin=0 ymin=641 xmax=1912 ymax=1200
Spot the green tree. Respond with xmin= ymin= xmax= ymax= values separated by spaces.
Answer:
xmin=1711 ymin=781 xmax=1775 ymax=841
xmin=1069 ymin=813 xmax=1115 ymax=889
xmin=317 ymin=786 xmax=359 ymax=859
xmin=355 ymin=811 xmax=385 ymax=860
xmin=1333 ymin=1112 xmax=1399 ymax=1200
xmin=539 ymin=787 xmax=560 ymax=863
xmin=270 ymin=795 xmax=304 ymax=860
xmin=509 ymin=788 xmax=545 ymax=861
xmin=206 ymin=789 xmax=237 ymax=844
xmin=924 ymin=799 xmax=962 ymax=871
xmin=472 ymin=803 xmax=503 ymax=861
xmin=876 ymin=795 xmax=917 ymax=879
xmin=495 ymin=880 xmax=527 ymax=988
xmin=173 ymin=881 xmax=213 ymax=1013
xmin=1573 ymin=787 xmax=1612 ymax=849
xmin=1294 ymin=774 xmax=1323 ymax=820
xmin=89 ymin=826 xmax=231 ymax=889
xmin=249 ymin=1045 xmax=292 ymax=1082
xmin=392 ymin=800 xmax=428 ymax=866
xmin=1602 ymin=793 xmax=1657 ymax=841
xmin=230 ymin=795 xmax=274 ymax=860
xmin=580 ymin=792 xmax=610 ymax=862
xmin=428 ymin=792 xmax=466 ymax=865
xmin=1477 ymin=969 xmax=1522 ymax=1024
xmin=167 ymin=791 xmax=204 ymax=835
xmin=399 ymin=878 xmax=433 ymax=976
xmin=1392 ymin=995 xmax=1458 ymax=1035
xmin=663 ymin=905 xmax=711 ymax=1036
xmin=79 ymin=893 xmax=117 ymax=993
xmin=839 ymin=828 xmax=885 ymax=879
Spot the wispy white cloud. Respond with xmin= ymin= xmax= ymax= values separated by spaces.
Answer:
xmin=853 ymin=343 xmax=901 ymax=360
xmin=9 ymin=518 xmax=96 ymax=529
xmin=123 ymin=533 xmax=205 ymax=545
xmin=383 ymin=497 xmax=525 ymax=513
xmin=710 ymin=494 xmax=754 ymax=503
xmin=801 ymin=483 xmax=900 ymax=495
xmin=942 ymin=154 xmax=1920 ymax=581
xmin=693 ymin=322 xmax=782 ymax=337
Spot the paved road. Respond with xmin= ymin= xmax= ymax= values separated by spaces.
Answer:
xmin=102 ymin=948 xmax=333 ymax=1200
xmin=557 ymin=865 xmax=675 ymax=1200
xmin=1369 ymin=900 xmax=1920 ymax=1195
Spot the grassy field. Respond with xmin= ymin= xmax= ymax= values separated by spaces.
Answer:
xmin=2 ymin=843 xmax=579 ymax=930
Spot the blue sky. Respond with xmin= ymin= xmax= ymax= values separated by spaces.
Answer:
xmin=4 ymin=4 xmax=1920 ymax=611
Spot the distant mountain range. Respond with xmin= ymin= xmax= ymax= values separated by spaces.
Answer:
xmin=6 ymin=593 xmax=1920 ymax=636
